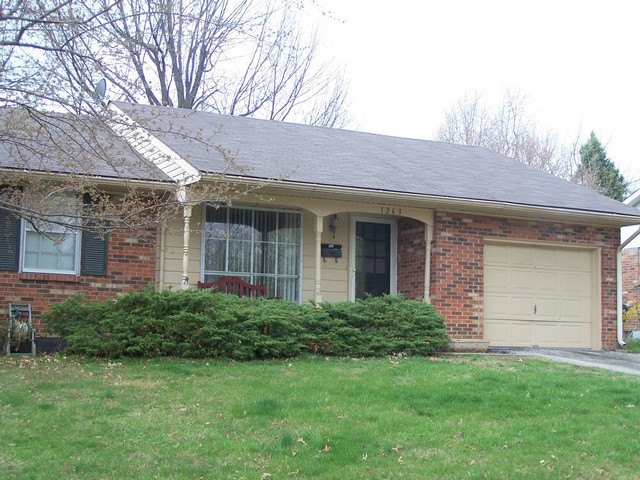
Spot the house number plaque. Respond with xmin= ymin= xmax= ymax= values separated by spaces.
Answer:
xmin=380 ymin=206 xmax=403 ymax=216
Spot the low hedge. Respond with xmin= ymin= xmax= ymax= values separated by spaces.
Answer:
xmin=44 ymin=289 xmax=450 ymax=359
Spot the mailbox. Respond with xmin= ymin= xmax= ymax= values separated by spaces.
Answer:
xmin=321 ymin=243 xmax=342 ymax=260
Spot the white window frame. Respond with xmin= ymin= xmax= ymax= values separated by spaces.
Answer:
xmin=200 ymin=204 xmax=303 ymax=301
xmin=20 ymin=195 xmax=82 ymax=275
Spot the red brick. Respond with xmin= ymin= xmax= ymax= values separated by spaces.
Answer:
xmin=397 ymin=212 xmax=619 ymax=350
xmin=0 ymin=227 xmax=157 ymax=336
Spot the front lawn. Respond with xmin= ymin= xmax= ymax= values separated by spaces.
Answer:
xmin=1 ymin=355 xmax=639 ymax=479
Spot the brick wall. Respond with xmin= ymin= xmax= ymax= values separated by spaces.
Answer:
xmin=397 ymin=217 xmax=426 ymax=301
xmin=430 ymin=212 xmax=620 ymax=349
xmin=0 ymin=227 xmax=157 ymax=336
xmin=622 ymin=248 xmax=640 ymax=307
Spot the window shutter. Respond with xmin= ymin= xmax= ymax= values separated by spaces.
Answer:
xmin=0 ymin=207 xmax=20 ymax=271
xmin=80 ymin=193 xmax=108 ymax=276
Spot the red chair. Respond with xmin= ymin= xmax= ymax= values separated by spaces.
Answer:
xmin=197 ymin=276 xmax=267 ymax=298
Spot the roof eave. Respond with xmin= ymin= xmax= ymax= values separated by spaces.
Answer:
xmin=201 ymin=173 xmax=640 ymax=227
xmin=0 ymin=166 xmax=175 ymax=190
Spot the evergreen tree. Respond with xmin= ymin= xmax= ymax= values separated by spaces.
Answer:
xmin=574 ymin=132 xmax=627 ymax=201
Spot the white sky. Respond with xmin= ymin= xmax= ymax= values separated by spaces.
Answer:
xmin=312 ymin=0 xmax=640 ymax=188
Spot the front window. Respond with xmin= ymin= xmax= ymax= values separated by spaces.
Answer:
xmin=21 ymin=195 xmax=80 ymax=274
xmin=202 ymin=205 xmax=302 ymax=301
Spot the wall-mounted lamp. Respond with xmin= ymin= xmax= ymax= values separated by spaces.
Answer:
xmin=329 ymin=214 xmax=339 ymax=238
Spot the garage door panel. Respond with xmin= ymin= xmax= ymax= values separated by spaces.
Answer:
xmin=510 ymin=322 xmax=536 ymax=345
xmin=560 ymin=299 xmax=590 ymax=323
xmin=487 ymin=320 xmax=591 ymax=348
xmin=485 ymin=320 xmax=533 ymax=345
xmin=536 ymin=248 xmax=559 ymax=268
xmin=535 ymin=321 xmax=563 ymax=345
xmin=512 ymin=270 xmax=535 ymax=290
xmin=486 ymin=267 xmax=536 ymax=293
xmin=485 ymin=294 xmax=509 ymax=317
xmin=543 ymin=322 xmax=591 ymax=348
xmin=484 ymin=244 xmax=509 ymax=264
xmin=484 ymin=320 xmax=510 ymax=343
xmin=512 ymin=297 xmax=535 ymax=317
xmin=484 ymin=243 xmax=594 ymax=349
xmin=558 ymin=323 xmax=592 ymax=348
xmin=484 ymin=267 xmax=509 ymax=290
xmin=561 ymin=250 xmax=592 ymax=270
xmin=561 ymin=272 xmax=591 ymax=297
xmin=511 ymin=246 xmax=535 ymax=266
xmin=534 ymin=297 xmax=559 ymax=320
xmin=536 ymin=272 xmax=559 ymax=292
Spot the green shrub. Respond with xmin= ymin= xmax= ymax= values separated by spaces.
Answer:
xmin=316 ymin=295 xmax=450 ymax=356
xmin=624 ymin=338 xmax=640 ymax=354
xmin=623 ymin=302 xmax=640 ymax=332
xmin=44 ymin=289 xmax=450 ymax=359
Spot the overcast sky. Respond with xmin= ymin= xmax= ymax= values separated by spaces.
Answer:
xmin=312 ymin=0 xmax=640 ymax=189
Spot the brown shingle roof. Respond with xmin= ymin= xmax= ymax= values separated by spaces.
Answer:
xmin=112 ymin=101 xmax=640 ymax=220
xmin=0 ymin=108 xmax=171 ymax=182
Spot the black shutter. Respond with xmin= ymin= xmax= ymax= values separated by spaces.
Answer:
xmin=80 ymin=193 xmax=108 ymax=276
xmin=0 ymin=207 xmax=20 ymax=271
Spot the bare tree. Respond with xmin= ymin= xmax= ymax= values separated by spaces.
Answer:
xmin=436 ymin=91 xmax=490 ymax=147
xmin=0 ymin=0 xmax=120 ymax=112
xmin=1 ymin=0 xmax=346 ymax=238
xmin=436 ymin=90 xmax=571 ymax=179
xmin=36 ymin=0 xmax=349 ymax=126
xmin=0 ymin=106 xmax=261 ymax=238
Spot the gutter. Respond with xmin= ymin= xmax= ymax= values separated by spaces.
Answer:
xmin=200 ymin=174 xmax=640 ymax=226
xmin=617 ymin=226 xmax=640 ymax=346
xmin=0 ymin=166 xmax=174 ymax=190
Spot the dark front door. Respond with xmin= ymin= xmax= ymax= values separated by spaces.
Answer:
xmin=355 ymin=221 xmax=391 ymax=299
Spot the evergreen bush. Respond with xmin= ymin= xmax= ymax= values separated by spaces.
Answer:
xmin=44 ymin=289 xmax=450 ymax=359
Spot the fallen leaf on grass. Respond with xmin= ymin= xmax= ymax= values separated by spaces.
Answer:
xmin=322 ymin=444 xmax=331 ymax=453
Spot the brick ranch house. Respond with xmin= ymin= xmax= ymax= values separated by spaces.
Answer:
xmin=2 ymin=102 xmax=640 ymax=351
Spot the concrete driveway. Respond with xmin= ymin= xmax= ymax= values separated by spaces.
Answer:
xmin=491 ymin=348 xmax=640 ymax=376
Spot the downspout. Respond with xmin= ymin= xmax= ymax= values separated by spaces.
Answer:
xmin=424 ymin=223 xmax=433 ymax=302
xmin=617 ymin=226 xmax=640 ymax=346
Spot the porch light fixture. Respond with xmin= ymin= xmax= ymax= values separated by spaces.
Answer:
xmin=329 ymin=214 xmax=339 ymax=238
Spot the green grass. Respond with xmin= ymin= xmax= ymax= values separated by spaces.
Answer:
xmin=1 ymin=355 xmax=639 ymax=479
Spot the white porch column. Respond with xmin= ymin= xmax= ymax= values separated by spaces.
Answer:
xmin=315 ymin=215 xmax=324 ymax=302
xmin=181 ymin=204 xmax=192 ymax=289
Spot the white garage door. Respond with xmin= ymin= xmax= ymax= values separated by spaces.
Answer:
xmin=484 ymin=243 xmax=596 ymax=348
